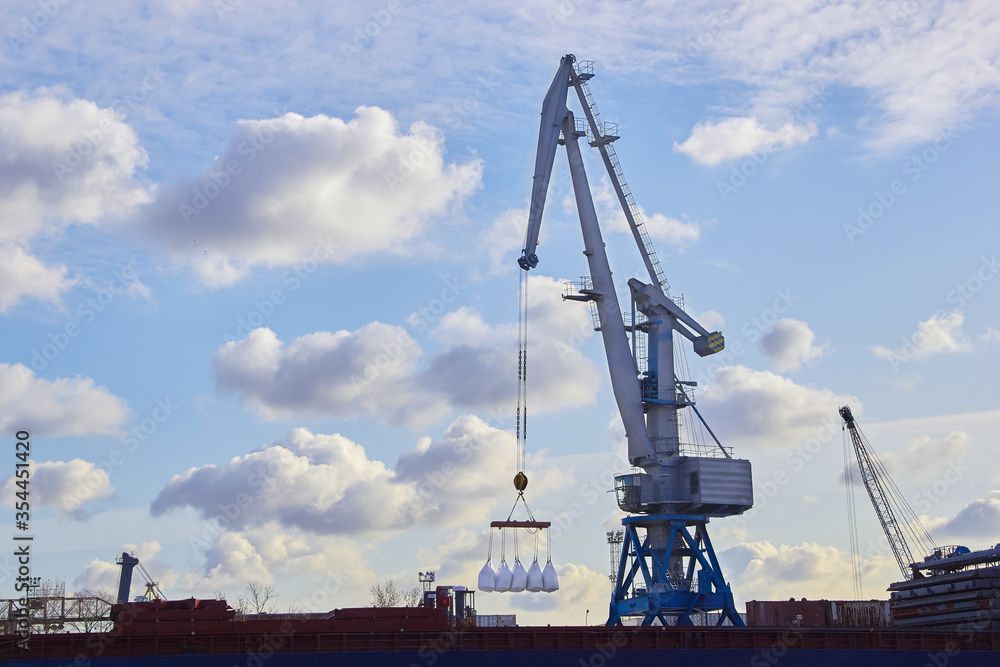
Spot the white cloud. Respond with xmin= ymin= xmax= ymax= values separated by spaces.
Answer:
xmin=870 ymin=310 xmax=972 ymax=366
xmin=0 ymin=87 xmax=151 ymax=238
xmin=180 ymin=526 xmax=373 ymax=604
xmin=0 ymin=87 xmax=150 ymax=309
xmin=593 ymin=178 xmax=700 ymax=247
xmin=150 ymin=416 xmax=525 ymax=535
xmin=608 ymin=208 xmax=701 ymax=246
xmin=904 ymin=430 xmax=968 ymax=481
xmin=73 ymin=531 xmax=370 ymax=605
xmin=0 ymin=363 xmax=130 ymax=436
xmin=694 ymin=310 xmax=725 ymax=332
xmin=759 ymin=318 xmax=828 ymax=372
xmin=142 ymin=107 xmax=482 ymax=287
xmin=419 ymin=277 xmax=600 ymax=416
xmin=673 ymin=117 xmax=816 ymax=166
xmin=721 ymin=540 xmax=898 ymax=603
xmin=506 ymin=563 xmax=609 ymax=616
xmin=480 ymin=208 xmax=534 ymax=274
xmin=676 ymin=2 xmax=1000 ymax=152
xmin=74 ymin=541 xmax=169 ymax=595
xmin=1 ymin=458 xmax=114 ymax=519
xmin=937 ymin=490 xmax=1000 ymax=540
xmin=841 ymin=429 xmax=967 ymax=487
xmin=212 ymin=323 xmax=440 ymax=424
xmin=0 ymin=243 xmax=76 ymax=313
xmin=981 ymin=326 xmax=1000 ymax=342
xmin=212 ymin=275 xmax=600 ymax=424
xmin=699 ymin=365 xmax=857 ymax=448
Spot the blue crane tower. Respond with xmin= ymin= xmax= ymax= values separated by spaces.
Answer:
xmin=519 ymin=54 xmax=753 ymax=626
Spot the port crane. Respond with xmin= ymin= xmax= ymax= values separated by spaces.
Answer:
xmin=520 ymin=54 xmax=753 ymax=626
xmin=839 ymin=406 xmax=937 ymax=581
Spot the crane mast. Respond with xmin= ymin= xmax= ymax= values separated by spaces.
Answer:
xmin=520 ymin=55 xmax=752 ymax=626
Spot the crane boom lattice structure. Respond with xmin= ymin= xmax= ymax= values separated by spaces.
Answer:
xmin=839 ymin=406 xmax=936 ymax=580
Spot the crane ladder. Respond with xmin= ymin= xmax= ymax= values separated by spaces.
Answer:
xmin=569 ymin=61 xmax=671 ymax=296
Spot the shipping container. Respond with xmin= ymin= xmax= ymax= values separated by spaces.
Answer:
xmin=746 ymin=599 xmax=891 ymax=628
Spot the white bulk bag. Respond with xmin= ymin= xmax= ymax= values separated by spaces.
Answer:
xmin=494 ymin=559 xmax=513 ymax=592
xmin=541 ymin=559 xmax=559 ymax=592
xmin=526 ymin=560 xmax=543 ymax=592
xmin=478 ymin=560 xmax=496 ymax=592
xmin=510 ymin=558 xmax=528 ymax=592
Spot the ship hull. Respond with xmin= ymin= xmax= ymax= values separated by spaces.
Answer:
xmin=4 ymin=626 xmax=999 ymax=666
xmin=5 ymin=649 xmax=1000 ymax=666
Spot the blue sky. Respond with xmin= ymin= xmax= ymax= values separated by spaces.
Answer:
xmin=2 ymin=0 xmax=999 ymax=623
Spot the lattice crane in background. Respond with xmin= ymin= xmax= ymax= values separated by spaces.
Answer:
xmin=519 ymin=54 xmax=753 ymax=627
xmin=839 ymin=406 xmax=937 ymax=580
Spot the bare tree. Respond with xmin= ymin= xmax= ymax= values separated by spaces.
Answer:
xmin=239 ymin=580 xmax=279 ymax=614
xmin=370 ymin=579 xmax=402 ymax=607
xmin=402 ymin=584 xmax=423 ymax=607
xmin=370 ymin=579 xmax=423 ymax=607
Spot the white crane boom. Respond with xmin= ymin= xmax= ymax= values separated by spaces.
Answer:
xmin=560 ymin=111 xmax=655 ymax=464
xmin=519 ymin=57 xmax=574 ymax=272
xmin=520 ymin=55 xmax=653 ymax=463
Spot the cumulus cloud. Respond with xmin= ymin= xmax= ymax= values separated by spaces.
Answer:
xmin=673 ymin=117 xmax=816 ymax=166
xmin=184 ymin=526 xmax=374 ymax=603
xmin=721 ymin=540 xmax=897 ymax=602
xmin=1 ymin=458 xmax=114 ymax=519
xmin=699 ymin=365 xmax=857 ymax=448
xmin=870 ymin=310 xmax=972 ymax=367
xmin=903 ymin=430 xmax=968 ymax=480
xmin=480 ymin=208 xmax=536 ymax=274
xmin=841 ymin=430 xmax=968 ymax=490
xmin=212 ymin=323 xmax=439 ymax=424
xmin=150 ymin=416 xmax=528 ymax=534
xmin=74 ymin=532 xmax=371 ymax=604
xmin=212 ymin=275 xmax=600 ymax=425
xmin=142 ymin=107 xmax=482 ymax=286
xmin=419 ymin=278 xmax=600 ymax=416
xmin=0 ymin=243 xmax=76 ymax=313
xmin=0 ymin=87 xmax=151 ymax=238
xmin=607 ymin=208 xmax=700 ymax=246
xmin=936 ymin=490 xmax=1000 ymax=540
xmin=0 ymin=87 xmax=150 ymax=309
xmin=0 ymin=363 xmax=130 ymax=436
xmin=759 ymin=318 xmax=828 ymax=372
xmin=507 ymin=563 xmax=609 ymax=614
xmin=74 ymin=541 xmax=169 ymax=594
xmin=593 ymin=179 xmax=700 ymax=247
